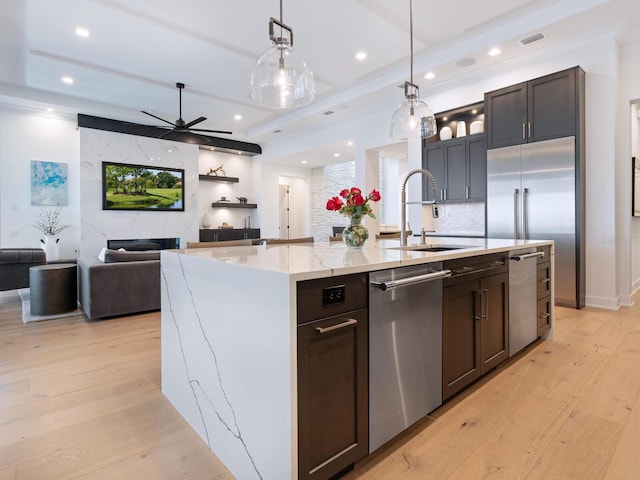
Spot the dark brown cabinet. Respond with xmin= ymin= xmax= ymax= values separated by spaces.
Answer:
xmin=485 ymin=67 xmax=581 ymax=149
xmin=422 ymin=133 xmax=486 ymax=204
xmin=297 ymin=274 xmax=368 ymax=480
xmin=442 ymin=255 xmax=509 ymax=400
xmin=199 ymin=228 xmax=260 ymax=242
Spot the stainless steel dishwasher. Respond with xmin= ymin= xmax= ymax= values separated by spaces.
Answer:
xmin=509 ymin=248 xmax=546 ymax=356
xmin=369 ymin=262 xmax=451 ymax=453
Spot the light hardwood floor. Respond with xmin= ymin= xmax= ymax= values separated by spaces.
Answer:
xmin=1 ymin=293 xmax=640 ymax=479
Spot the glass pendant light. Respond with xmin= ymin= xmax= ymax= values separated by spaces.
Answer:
xmin=390 ymin=0 xmax=436 ymax=139
xmin=249 ymin=0 xmax=315 ymax=108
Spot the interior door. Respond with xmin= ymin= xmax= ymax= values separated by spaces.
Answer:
xmin=278 ymin=184 xmax=290 ymax=239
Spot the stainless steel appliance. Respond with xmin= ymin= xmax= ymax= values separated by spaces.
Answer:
xmin=369 ymin=263 xmax=450 ymax=453
xmin=487 ymin=136 xmax=583 ymax=308
xmin=509 ymin=249 xmax=545 ymax=356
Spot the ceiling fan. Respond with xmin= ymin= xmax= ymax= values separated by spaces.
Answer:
xmin=141 ymin=82 xmax=232 ymax=137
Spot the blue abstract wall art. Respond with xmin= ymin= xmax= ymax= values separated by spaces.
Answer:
xmin=31 ymin=160 xmax=68 ymax=206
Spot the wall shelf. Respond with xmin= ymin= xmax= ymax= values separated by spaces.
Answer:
xmin=199 ymin=174 xmax=239 ymax=183
xmin=211 ymin=202 xmax=257 ymax=209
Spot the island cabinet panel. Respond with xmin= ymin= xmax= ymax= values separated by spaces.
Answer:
xmin=537 ymin=245 xmax=552 ymax=334
xmin=485 ymin=66 xmax=581 ymax=149
xmin=442 ymin=255 xmax=509 ymax=400
xmin=297 ymin=274 xmax=369 ymax=480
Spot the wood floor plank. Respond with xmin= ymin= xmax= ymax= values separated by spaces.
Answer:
xmin=2 ymin=295 xmax=640 ymax=479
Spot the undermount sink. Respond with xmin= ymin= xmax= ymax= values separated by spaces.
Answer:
xmin=390 ymin=244 xmax=470 ymax=252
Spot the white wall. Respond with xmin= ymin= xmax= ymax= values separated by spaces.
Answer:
xmin=79 ymin=128 xmax=199 ymax=259
xmin=0 ymin=107 xmax=80 ymax=259
xmin=619 ymin=40 xmax=640 ymax=296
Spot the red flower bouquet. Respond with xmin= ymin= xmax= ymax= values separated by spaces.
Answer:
xmin=326 ymin=187 xmax=381 ymax=248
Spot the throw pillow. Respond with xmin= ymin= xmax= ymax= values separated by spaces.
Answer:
xmin=104 ymin=249 xmax=161 ymax=263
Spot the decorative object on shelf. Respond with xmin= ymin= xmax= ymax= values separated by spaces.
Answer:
xmin=390 ymin=0 xmax=436 ymax=140
xmin=33 ymin=207 xmax=69 ymax=262
xmin=218 ymin=196 xmax=230 ymax=202
xmin=201 ymin=213 xmax=212 ymax=229
xmin=456 ymin=121 xmax=467 ymax=137
xmin=249 ymin=0 xmax=315 ymax=108
xmin=439 ymin=126 xmax=452 ymax=141
xmin=236 ymin=196 xmax=248 ymax=204
xmin=326 ymin=187 xmax=381 ymax=249
xmin=207 ymin=165 xmax=226 ymax=176
xmin=219 ymin=222 xmax=233 ymax=229
xmin=470 ymin=120 xmax=484 ymax=135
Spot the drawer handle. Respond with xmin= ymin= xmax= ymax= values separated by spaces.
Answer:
xmin=315 ymin=318 xmax=357 ymax=334
xmin=538 ymin=313 xmax=551 ymax=320
xmin=511 ymin=251 xmax=545 ymax=261
xmin=540 ymin=278 xmax=551 ymax=284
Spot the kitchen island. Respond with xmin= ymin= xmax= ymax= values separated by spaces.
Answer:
xmin=160 ymin=237 xmax=553 ymax=480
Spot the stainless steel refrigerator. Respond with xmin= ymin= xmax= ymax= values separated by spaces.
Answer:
xmin=486 ymin=136 xmax=584 ymax=308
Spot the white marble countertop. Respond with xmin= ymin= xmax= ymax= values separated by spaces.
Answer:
xmin=167 ymin=237 xmax=553 ymax=281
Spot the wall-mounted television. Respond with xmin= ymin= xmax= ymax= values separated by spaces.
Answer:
xmin=102 ymin=161 xmax=185 ymax=211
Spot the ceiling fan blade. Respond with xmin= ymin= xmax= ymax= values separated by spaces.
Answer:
xmin=141 ymin=111 xmax=176 ymax=127
xmin=189 ymin=128 xmax=233 ymax=135
xmin=183 ymin=116 xmax=207 ymax=129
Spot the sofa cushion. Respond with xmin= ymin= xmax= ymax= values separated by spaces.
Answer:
xmin=104 ymin=249 xmax=161 ymax=263
xmin=0 ymin=248 xmax=46 ymax=264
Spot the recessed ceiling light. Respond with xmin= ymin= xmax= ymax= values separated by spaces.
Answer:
xmin=75 ymin=27 xmax=90 ymax=38
xmin=301 ymin=160 xmax=308 ymax=164
xmin=210 ymin=147 xmax=215 ymax=151
xmin=62 ymin=76 xmax=74 ymax=84
xmin=442 ymin=116 xmax=448 ymax=121
xmin=46 ymin=107 xmax=53 ymax=112
xmin=355 ymin=51 xmax=367 ymax=61
xmin=471 ymin=109 xmax=477 ymax=114
xmin=333 ymin=153 xmax=340 ymax=158
xmin=424 ymin=72 xmax=435 ymax=80
xmin=347 ymin=141 xmax=353 ymax=146
xmin=234 ymin=114 xmax=242 ymax=121
xmin=488 ymin=47 xmax=501 ymax=56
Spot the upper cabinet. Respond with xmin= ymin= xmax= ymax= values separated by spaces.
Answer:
xmin=422 ymin=102 xmax=487 ymax=204
xmin=485 ymin=67 xmax=582 ymax=149
xmin=422 ymin=134 xmax=486 ymax=204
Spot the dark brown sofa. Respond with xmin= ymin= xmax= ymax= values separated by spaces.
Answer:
xmin=0 ymin=248 xmax=46 ymax=291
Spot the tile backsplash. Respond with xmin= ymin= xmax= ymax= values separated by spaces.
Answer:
xmin=430 ymin=202 xmax=485 ymax=236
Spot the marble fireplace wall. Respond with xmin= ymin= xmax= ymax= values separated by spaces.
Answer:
xmin=79 ymin=128 xmax=200 ymax=260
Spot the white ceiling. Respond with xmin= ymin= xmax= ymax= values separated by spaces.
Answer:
xmin=0 ymin=0 xmax=638 ymax=165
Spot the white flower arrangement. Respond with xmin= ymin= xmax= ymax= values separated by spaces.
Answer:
xmin=33 ymin=207 xmax=70 ymax=236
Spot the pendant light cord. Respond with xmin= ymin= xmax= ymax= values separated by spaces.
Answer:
xmin=280 ymin=0 xmax=283 ymax=23
xmin=409 ymin=0 xmax=414 ymax=87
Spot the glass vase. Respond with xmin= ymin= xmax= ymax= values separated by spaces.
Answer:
xmin=342 ymin=215 xmax=369 ymax=249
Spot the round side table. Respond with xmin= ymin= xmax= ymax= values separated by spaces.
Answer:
xmin=29 ymin=263 xmax=78 ymax=316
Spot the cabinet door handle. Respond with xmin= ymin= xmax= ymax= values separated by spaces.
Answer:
xmin=474 ymin=290 xmax=483 ymax=321
xmin=522 ymin=123 xmax=526 ymax=139
xmin=528 ymin=122 xmax=532 ymax=138
xmin=444 ymin=188 xmax=447 ymax=201
xmin=440 ymin=189 xmax=444 ymax=201
xmin=315 ymin=318 xmax=357 ymax=334
xmin=482 ymin=288 xmax=488 ymax=321
xmin=465 ymin=186 xmax=469 ymax=200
